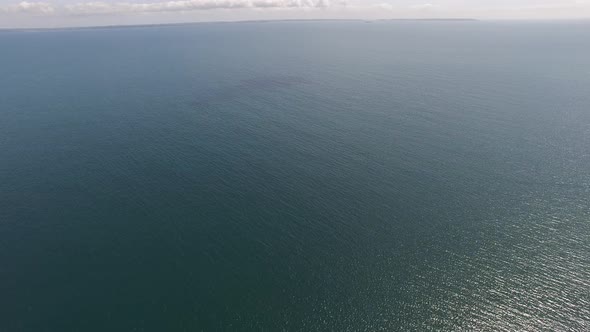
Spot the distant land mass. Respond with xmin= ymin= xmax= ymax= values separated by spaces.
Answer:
xmin=0 ymin=18 xmax=479 ymax=32
xmin=376 ymin=18 xmax=477 ymax=22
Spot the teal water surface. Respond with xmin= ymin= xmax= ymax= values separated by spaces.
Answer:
xmin=1 ymin=21 xmax=589 ymax=331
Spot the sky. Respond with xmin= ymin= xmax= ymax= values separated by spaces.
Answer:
xmin=1 ymin=0 xmax=590 ymax=28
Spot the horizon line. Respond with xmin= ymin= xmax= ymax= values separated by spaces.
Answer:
xmin=2 ymin=17 xmax=590 ymax=32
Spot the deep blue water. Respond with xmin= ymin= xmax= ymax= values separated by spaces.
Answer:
xmin=1 ymin=21 xmax=589 ymax=331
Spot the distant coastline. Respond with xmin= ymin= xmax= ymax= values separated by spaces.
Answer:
xmin=6 ymin=17 xmax=589 ymax=33
xmin=0 ymin=18 xmax=479 ymax=32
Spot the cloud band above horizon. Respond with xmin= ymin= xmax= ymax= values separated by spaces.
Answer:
xmin=1 ymin=0 xmax=337 ymax=16
xmin=1 ymin=0 xmax=590 ymax=28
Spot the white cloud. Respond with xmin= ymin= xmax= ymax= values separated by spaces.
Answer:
xmin=369 ymin=3 xmax=393 ymax=11
xmin=0 ymin=1 xmax=55 ymax=14
xmin=410 ymin=3 xmax=435 ymax=11
xmin=0 ymin=0 xmax=334 ymax=16
xmin=1 ymin=1 xmax=590 ymax=28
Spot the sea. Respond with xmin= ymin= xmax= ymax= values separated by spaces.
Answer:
xmin=1 ymin=20 xmax=589 ymax=331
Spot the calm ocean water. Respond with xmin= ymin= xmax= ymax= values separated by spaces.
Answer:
xmin=1 ymin=21 xmax=589 ymax=331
